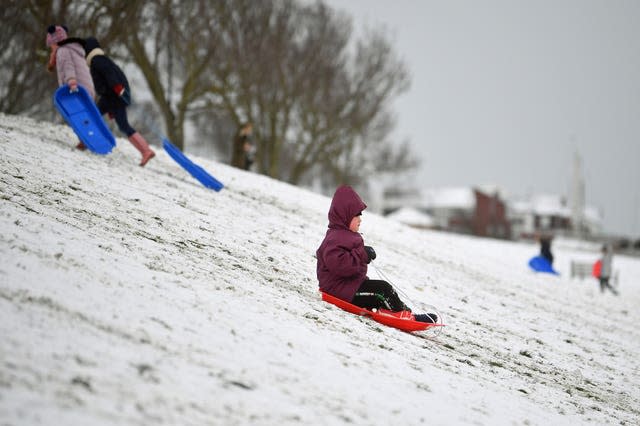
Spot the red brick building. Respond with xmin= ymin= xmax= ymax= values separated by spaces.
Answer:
xmin=472 ymin=190 xmax=511 ymax=238
xmin=431 ymin=187 xmax=510 ymax=239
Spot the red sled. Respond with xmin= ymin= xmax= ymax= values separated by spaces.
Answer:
xmin=320 ymin=291 xmax=444 ymax=332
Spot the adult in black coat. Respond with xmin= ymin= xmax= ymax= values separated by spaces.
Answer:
xmin=84 ymin=37 xmax=155 ymax=166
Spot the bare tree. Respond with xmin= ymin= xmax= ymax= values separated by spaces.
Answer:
xmin=197 ymin=0 xmax=416 ymax=186
xmin=0 ymin=0 xmax=138 ymax=118
xmin=1 ymin=1 xmax=62 ymax=118
xmin=121 ymin=0 xmax=226 ymax=150
xmin=2 ymin=0 xmax=417 ymax=189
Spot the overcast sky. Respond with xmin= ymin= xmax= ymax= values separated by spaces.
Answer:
xmin=325 ymin=0 xmax=640 ymax=237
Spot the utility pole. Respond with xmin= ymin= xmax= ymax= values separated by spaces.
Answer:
xmin=570 ymin=150 xmax=585 ymax=238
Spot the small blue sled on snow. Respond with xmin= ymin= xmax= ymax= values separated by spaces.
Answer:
xmin=528 ymin=256 xmax=559 ymax=275
xmin=163 ymin=139 xmax=224 ymax=191
xmin=53 ymin=85 xmax=115 ymax=154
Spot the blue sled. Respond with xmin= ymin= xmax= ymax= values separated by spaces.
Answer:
xmin=528 ymin=256 xmax=559 ymax=275
xmin=163 ymin=139 xmax=224 ymax=191
xmin=53 ymin=85 xmax=115 ymax=154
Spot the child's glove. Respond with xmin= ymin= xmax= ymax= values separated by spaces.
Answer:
xmin=364 ymin=246 xmax=377 ymax=263
xmin=47 ymin=47 xmax=57 ymax=72
xmin=113 ymin=84 xmax=131 ymax=105
xmin=68 ymin=78 xmax=78 ymax=93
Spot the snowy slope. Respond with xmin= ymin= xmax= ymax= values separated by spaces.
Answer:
xmin=1 ymin=113 xmax=639 ymax=425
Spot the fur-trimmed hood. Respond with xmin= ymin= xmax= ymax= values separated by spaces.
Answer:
xmin=83 ymin=37 xmax=105 ymax=66
xmin=86 ymin=47 xmax=105 ymax=67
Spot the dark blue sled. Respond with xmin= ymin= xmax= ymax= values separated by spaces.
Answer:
xmin=528 ymin=256 xmax=559 ymax=275
xmin=53 ymin=85 xmax=115 ymax=154
xmin=163 ymin=139 xmax=224 ymax=191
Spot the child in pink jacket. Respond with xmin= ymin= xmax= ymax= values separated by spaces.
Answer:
xmin=46 ymin=25 xmax=95 ymax=150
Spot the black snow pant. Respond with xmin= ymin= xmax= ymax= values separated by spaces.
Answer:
xmin=351 ymin=279 xmax=409 ymax=312
xmin=99 ymin=101 xmax=136 ymax=137
xmin=541 ymin=251 xmax=553 ymax=265
xmin=599 ymin=277 xmax=618 ymax=295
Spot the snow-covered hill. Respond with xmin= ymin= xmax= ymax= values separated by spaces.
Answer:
xmin=1 ymin=113 xmax=639 ymax=425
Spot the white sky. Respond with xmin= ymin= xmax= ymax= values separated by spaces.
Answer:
xmin=325 ymin=0 xmax=640 ymax=237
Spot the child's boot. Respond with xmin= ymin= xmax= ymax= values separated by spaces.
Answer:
xmin=414 ymin=313 xmax=438 ymax=323
xmin=76 ymin=139 xmax=87 ymax=150
xmin=128 ymin=132 xmax=155 ymax=166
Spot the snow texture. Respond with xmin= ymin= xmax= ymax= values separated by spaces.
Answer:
xmin=1 ymin=113 xmax=639 ymax=425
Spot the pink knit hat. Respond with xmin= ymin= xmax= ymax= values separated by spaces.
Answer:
xmin=46 ymin=25 xmax=68 ymax=47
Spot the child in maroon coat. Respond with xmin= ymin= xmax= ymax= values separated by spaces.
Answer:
xmin=316 ymin=185 xmax=436 ymax=323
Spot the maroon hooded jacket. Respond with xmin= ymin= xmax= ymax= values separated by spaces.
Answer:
xmin=316 ymin=186 xmax=369 ymax=302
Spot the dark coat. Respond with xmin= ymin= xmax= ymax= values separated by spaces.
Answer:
xmin=84 ymin=37 xmax=130 ymax=112
xmin=231 ymin=128 xmax=252 ymax=170
xmin=316 ymin=186 xmax=369 ymax=302
xmin=540 ymin=238 xmax=554 ymax=265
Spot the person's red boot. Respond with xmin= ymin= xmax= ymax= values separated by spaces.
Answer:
xmin=140 ymin=149 xmax=155 ymax=167
xmin=127 ymin=132 xmax=155 ymax=166
xmin=75 ymin=140 xmax=87 ymax=151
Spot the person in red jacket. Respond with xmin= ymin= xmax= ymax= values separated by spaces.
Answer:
xmin=316 ymin=185 xmax=436 ymax=323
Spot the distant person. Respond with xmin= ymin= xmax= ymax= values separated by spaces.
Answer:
xmin=539 ymin=234 xmax=554 ymax=265
xmin=46 ymin=25 xmax=95 ymax=150
xmin=243 ymin=138 xmax=256 ymax=170
xmin=83 ymin=36 xmax=155 ymax=166
xmin=598 ymin=244 xmax=618 ymax=295
xmin=231 ymin=122 xmax=254 ymax=170
xmin=316 ymin=185 xmax=437 ymax=323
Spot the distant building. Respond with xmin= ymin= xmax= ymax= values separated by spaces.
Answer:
xmin=383 ymin=180 xmax=603 ymax=241
xmin=384 ymin=186 xmax=511 ymax=239
xmin=507 ymin=193 xmax=602 ymax=239
xmin=386 ymin=206 xmax=434 ymax=229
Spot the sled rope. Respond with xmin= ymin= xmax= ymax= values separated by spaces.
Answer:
xmin=370 ymin=262 xmax=445 ymax=332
